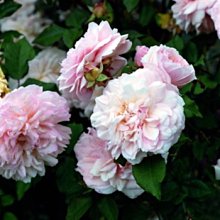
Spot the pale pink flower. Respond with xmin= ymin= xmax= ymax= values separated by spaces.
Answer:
xmin=172 ymin=0 xmax=216 ymax=33
xmin=0 ymin=85 xmax=71 ymax=182
xmin=134 ymin=46 xmax=149 ymax=67
xmin=141 ymin=45 xmax=196 ymax=87
xmin=207 ymin=1 xmax=220 ymax=39
xmin=58 ymin=21 xmax=132 ymax=111
xmin=74 ymin=128 xmax=144 ymax=198
xmin=214 ymin=159 xmax=220 ymax=180
xmin=91 ymin=68 xmax=185 ymax=164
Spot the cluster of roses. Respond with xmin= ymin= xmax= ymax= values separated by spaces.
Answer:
xmin=172 ymin=0 xmax=220 ymax=38
xmin=59 ymin=21 xmax=196 ymax=198
xmin=0 ymin=20 xmax=197 ymax=199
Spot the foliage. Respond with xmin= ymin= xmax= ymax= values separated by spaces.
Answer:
xmin=0 ymin=0 xmax=220 ymax=219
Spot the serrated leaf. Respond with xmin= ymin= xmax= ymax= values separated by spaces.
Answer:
xmin=4 ymin=37 xmax=35 ymax=79
xmin=34 ymin=24 xmax=64 ymax=46
xmin=16 ymin=181 xmax=31 ymax=200
xmin=132 ymin=155 xmax=166 ymax=199
xmin=0 ymin=0 xmax=21 ymax=19
xmin=96 ymin=73 xmax=109 ymax=82
xmin=123 ymin=0 xmax=139 ymax=12
xmin=66 ymin=197 xmax=92 ymax=220
xmin=98 ymin=197 xmax=118 ymax=220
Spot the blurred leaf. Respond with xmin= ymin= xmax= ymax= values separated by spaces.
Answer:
xmin=4 ymin=37 xmax=35 ymax=79
xmin=139 ymin=5 xmax=155 ymax=27
xmin=98 ymin=197 xmax=118 ymax=220
xmin=63 ymin=28 xmax=83 ymax=48
xmin=3 ymin=212 xmax=17 ymax=220
xmin=22 ymin=78 xmax=57 ymax=91
xmin=65 ymin=8 xmax=90 ymax=28
xmin=123 ymin=0 xmax=139 ymax=12
xmin=0 ymin=0 xmax=21 ymax=19
xmin=66 ymin=197 xmax=92 ymax=220
xmin=133 ymin=155 xmax=166 ymax=199
xmin=16 ymin=181 xmax=31 ymax=200
xmin=1 ymin=194 xmax=14 ymax=207
xmin=183 ymin=96 xmax=202 ymax=118
xmin=34 ymin=24 xmax=64 ymax=46
xmin=188 ymin=180 xmax=211 ymax=199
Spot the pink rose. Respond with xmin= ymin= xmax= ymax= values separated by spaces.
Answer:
xmin=0 ymin=85 xmax=71 ymax=182
xmin=172 ymin=0 xmax=216 ymax=34
xmin=74 ymin=128 xmax=144 ymax=198
xmin=91 ymin=67 xmax=185 ymax=164
xmin=207 ymin=1 xmax=220 ymax=39
xmin=58 ymin=21 xmax=132 ymax=112
xmin=134 ymin=46 xmax=149 ymax=67
xmin=141 ymin=45 xmax=196 ymax=87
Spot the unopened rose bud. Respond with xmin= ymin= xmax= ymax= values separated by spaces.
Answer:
xmin=93 ymin=2 xmax=107 ymax=18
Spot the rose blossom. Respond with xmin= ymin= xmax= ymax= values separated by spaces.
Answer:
xmin=74 ymin=128 xmax=144 ymax=198
xmin=207 ymin=1 xmax=220 ymax=39
xmin=58 ymin=21 xmax=131 ymax=111
xmin=0 ymin=85 xmax=71 ymax=182
xmin=171 ymin=0 xmax=216 ymax=34
xmin=91 ymin=67 xmax=185 ymax=164
xmin=141 ymin=45 xmax=196 ymax=87
xmin=134 ymin=46 xmax=149 ymax=67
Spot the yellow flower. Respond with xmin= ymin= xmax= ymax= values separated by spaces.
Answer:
xmin=0 ymin=67 xmax=10 ymax=97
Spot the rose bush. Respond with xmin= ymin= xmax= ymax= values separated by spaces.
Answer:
xmin=0 ymin=0 xmax=220 ymax=220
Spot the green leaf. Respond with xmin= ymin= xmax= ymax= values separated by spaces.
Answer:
xmin=16 ymin=181 xmax=31 ymax=200
xmin=66 ymin=197 xmax=92 ymax=220
xmin=123 ymin=0 xmax=140 ymax=12
xmin=183 ymin=96 xmax=203 ymax=118
xmin=96 ymin=73 xmax=109 ymax=82
xmin=132 ymin=155 xmax=166 ymax=199
xmin=139 ymin=5 xmax=155 ymax=27
xmin=3 ymin=212 xmax=17 ymax=220
xmin=166 ymin=36 xmax=184 ymax=51
xmin=188 ymin=180 xmax=211 ymax=199
xmin=63 ymin=28 xmax=83 ymax=48
xmin=1 ymin=194 xmax=14 ymax=207
xmin=22 ymin=78 xmax=57 ymax=91
xmin=56 ymin=157 xmax=84 ymax=195
xmin=68 ymin=123 xmax=83 ymax=149
xmin=4 ymin=37 xmax=35 ymax=79
xmin=184 ymin=42 xmax=198 ymax=64
xmin=98 ymin=197 xmax=119 ymax=220
xmin=0 ymin=0 xmax=21 ymax=19
xmin=34 ymin=24 xmax=64 ymax=46
xmin=65 ymin=8 xmax=90 ymax=28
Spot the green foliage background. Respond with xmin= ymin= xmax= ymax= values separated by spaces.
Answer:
xmin=1 ymin=0 xmax=220 ymax=219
